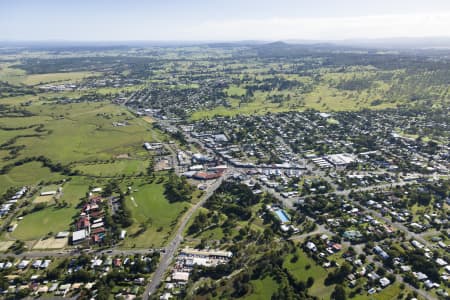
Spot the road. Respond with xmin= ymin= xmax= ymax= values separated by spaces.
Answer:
xmin=143 ymin=174 xmax=229 ymax=299
xmin=0 ymin=247 xmax=158 ymax=259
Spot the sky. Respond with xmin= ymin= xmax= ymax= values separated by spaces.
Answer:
xmin=2 ymin=0 xmax=450 ymax=41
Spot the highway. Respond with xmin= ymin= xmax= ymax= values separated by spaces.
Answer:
xmin=143 ymin=173 xmax=229 ymax=299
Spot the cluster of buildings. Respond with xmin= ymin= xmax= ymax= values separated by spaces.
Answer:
xmin=80 ymin=74 xmax=143 ymax=90
xmin=0 ymin=186 xmax=27 ymax=217
xmin=0 ymin=251 xmax=157 ymax=298
xmin=39 ymin=83 xmax=77 ymax=92
xmin=188 ymin=110 xmax=449 ymax=179
xmin=311 ymin=153 xmax=357 ymax=168
xmin=161 ymin=248 xmax=232 ymax=298
xmin=72 ymin=191 xmax=107 ymax=245
xmin=357 ymin=185 xmax=448 ymax=236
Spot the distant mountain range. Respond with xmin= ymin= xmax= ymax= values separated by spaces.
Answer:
xmin=2 ymin=37 xmax=450 ymax=50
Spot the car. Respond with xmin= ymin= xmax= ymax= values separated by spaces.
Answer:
xmin=368 ymin=288 xmax=376 ymax=295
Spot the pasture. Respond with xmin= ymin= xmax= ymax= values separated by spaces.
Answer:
xmin=0 ymin=100 xmax=154 ymax=165
xmin=73 ymin=159 xmax=148 ymax=177
xmin=0 ymin=63 xmax=99 ymax=86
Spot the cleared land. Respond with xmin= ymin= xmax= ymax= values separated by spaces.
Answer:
xmin=0 ymin=96 xmax=164 ymax=243
xmin=33 ymin=195 xmax=55 ymax=204
xmin=33 ymin=237 xmax=68 ymax=249
xmin=0 ymin=241 xmax=14 ymax=252
xmin=0 ymin=64 xmax=99 ymax=86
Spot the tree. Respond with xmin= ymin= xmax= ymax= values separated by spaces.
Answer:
xmin=306 ymin=276 xmax=314 ymax=288
xmin=331 ymin=285 xmax=346 ymax=300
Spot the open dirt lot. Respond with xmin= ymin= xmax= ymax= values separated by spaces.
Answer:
xmin=33 ymin=195 xmax=55 ymax=204
xmin=33 ymin=237 xmax=67 ymax=249
xmin=0 ymin=241 xmax=14 ymax=252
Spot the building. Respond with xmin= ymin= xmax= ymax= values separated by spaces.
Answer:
xmin=72 ymin=229 xmax=88 ymax=244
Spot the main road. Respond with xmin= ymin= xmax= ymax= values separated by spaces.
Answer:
xmin=143 ymin=173 xmax=229 ymax=299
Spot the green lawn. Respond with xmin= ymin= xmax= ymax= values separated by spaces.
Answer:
xmin=10 ymin=205 xmax=77 ymax=240
xmin=120 ymin=178 xmax=190 ymax=248
xmin=58 ymin=176 xmax=91 ymax=206
xmin=3 ymin=177 xmax=91 ymax=241
xmin=283 ymin=248 xmax=334 ymax=299
xmin=245 ymin=276 xmax=278 ymax=300
xmin=351 ymin=282 xmax=405 ymax=300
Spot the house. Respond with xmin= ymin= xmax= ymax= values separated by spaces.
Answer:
xmin=32 ymin=260 xmax=42 ymax=269
xmin=379 ymin=277 xmax=391 ymax=287
xmin=91 ymin=258 xmax=103 ymax=268
xmin=414 ymin=272 xmax=428 ymax=281
xmin=49 ymin=283 xmax=59 ymax=292
xmin=214 ymin=134 xmax=228 ymax=143
xmin=424 ymin=280 xmax=439 ymax=289
xmin=436 ymin=258 xmax=447 ymax=267
xmin=40 ymin=260 xmax=51 ymax=269
xmin=411 ymin=240 xmax=424 ymax=249
xmin=143 ymin=142 xmax=152 ymax=150
xmin=373 ymin=246 xmax=389 ymax=260
xmin=306 ymin=241 xmax=317 ymax=252
xmin=113 ymin=258 xmax=122 ymax=267
xmin=17 ymin=260 xmax=30 ymax=269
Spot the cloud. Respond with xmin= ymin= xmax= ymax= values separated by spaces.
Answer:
xmin=185 ymin=12 xmax=450 ymax=40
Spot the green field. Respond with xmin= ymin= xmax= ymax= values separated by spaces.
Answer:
xmin=10 ymin=205 xmax=77 ymax=240
xmin=191 ymin=81 xmax=399 ymax=120
xmin=283 ymin=248 xmax=334 ymax=299
xmin=0 ymin=96 xmax=169 ymax=245
xmin=0 ymin=162 xmax=65 ymax=195
xmin=120 ymin=178 xmax=190 ymax=248
xmin=2 ymin=177 xmax=89 ymax=241
xmin=245 ymin=276 xmax=278 ymax=300
xmin=0 ymin=64 xmax=99 ymax=86
xmin=74 ymin=159 xmax=148 ymax=177
xmin=2 ymin=101 xmax=153 ymax=164
xmin=351 ymin=283 xmax=405 ymax=300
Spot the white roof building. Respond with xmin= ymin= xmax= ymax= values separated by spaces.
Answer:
xmin=72 ymin=229 xmax=88 ymax=244
xmin=380 ymin=277 xmax=391 ymax=287
xmin=172 ymin=271 xmax=190 ymax=282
